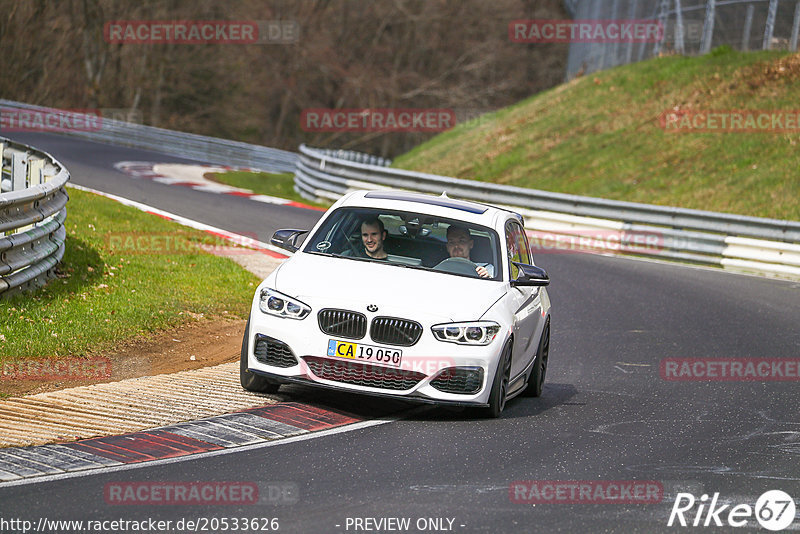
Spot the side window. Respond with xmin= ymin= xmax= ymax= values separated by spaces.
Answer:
xmin=506 ymin=221 xmax=531 ymax=279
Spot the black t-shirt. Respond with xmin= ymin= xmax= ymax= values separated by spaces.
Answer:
xmin=341 ymin=247 xmax=387 ymax=260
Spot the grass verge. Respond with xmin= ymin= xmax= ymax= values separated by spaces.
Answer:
xmin=207 ymin=170 xmax=331 ymax=208
xmin=393 ymin=48 xmax=800 ymax=221
xmin=0 ymin=188 xmax=259 ymax=361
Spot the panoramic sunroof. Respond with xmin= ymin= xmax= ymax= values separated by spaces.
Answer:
xmin=364 ymin=191 xmax=488 ymax=214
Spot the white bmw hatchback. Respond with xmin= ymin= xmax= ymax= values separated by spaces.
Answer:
xmin=241 ymin=190 xmax=551 ymax=417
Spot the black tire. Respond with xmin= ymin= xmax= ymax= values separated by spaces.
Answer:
xmin=523 ymin=319 xmax=549 ymax=398
xmin=239 ymin=318 xmax=281 ymax=394
xmin=482 ymin=341 xmax=512 ymax=418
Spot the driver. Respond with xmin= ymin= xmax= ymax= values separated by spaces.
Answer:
xmin=446 ymin=225 xmax=494 ymax=278
xmin=343 ymin=217 xmax=388 ymax=260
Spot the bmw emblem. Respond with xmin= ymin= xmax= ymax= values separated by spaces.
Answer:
xmin=367 ymin=304 xmax=378 ymax=312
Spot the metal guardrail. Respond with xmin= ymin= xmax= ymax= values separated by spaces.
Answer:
xmin=306 ymin=147 xmax=392 ymax=168
xmin=0 ymin=100 xmax=298 ymax=174
xmin=294 ymin=144 xmax=800 ymax=278
xmin=0 ymin=137 xmax=70 ymax=297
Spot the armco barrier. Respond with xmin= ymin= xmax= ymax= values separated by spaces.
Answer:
xmin=0 ymin=100 xmax=298 ymax=174
xmin=294 ymin=144 xmax=800 ymax=279
xmin=0 ymin=137 xmax=70 ymax=297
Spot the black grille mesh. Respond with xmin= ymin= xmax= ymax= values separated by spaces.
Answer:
xmin=370 ymin=317 xmax=423 ymax=346
xmin=430 ymin=367 xmax=484 ymax=394
xmin=253 ymin=335 xmax=298 ymax=368
xmin=318 ymin=309 xmax=367 ymax=339
xmin=304 ymin=356 xmax=424 ymax=391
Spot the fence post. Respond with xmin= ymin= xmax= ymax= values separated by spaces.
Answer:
xmin=636 ymin=0 xmax=649 ymax=61
xmin=12 ymin=152 xmax=27 ymax=192
xmin=608 ymin=0 xmax=621 ymax=69
xmin=626 ymin=0 xmax=640 ymax=63
xmin=653 ymin=0 xmax=670 ymax=55
xmin=28 ymin=157 xmax=44 ymax=187
xmin=674 ymin=0 xmax=685 ymax=54
xmin=790 ymin=1 xmax=800 ymax=52
xmin=742 ymin=4 xmax=755 ymax=51
xmin=700 ymin=0 xmax=716 ymax=54
xmin=593 ymin=0 xmax=606 ymax=71
xmin=0 ymin=143 xmax=4 ymax=192
xmin=763 ymin=0 xmax=778 ymax=50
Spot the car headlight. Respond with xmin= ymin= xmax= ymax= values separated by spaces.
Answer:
xmin=431 ymin=321 xmax=500 ymax=345
xmin=259 ymin=288 xmax=310 ymax=319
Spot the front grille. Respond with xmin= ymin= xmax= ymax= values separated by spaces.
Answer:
xmin=318 ymin=309 xmax=367 ymax=339
xmin=304 ymin=356 xmax=425 ymax=391
xmin=253 ymin=335 xmax=298 ymax=368
xmin=370 ymin=317 xmax=423 ymax=346
xmin=430 ymin=367 xmax=484 ymax=394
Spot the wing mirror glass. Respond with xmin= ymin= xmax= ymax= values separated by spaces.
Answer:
xmin=270 ymin=229 xmax=308 ymax=253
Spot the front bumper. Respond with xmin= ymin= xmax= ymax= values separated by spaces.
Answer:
xmin=248 ymin=369 xmax=491 ymax=408
xmin=246 ymin=307 xmax=505 ymax=406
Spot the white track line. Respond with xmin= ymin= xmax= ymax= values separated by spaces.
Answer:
xmin=66 ymin=183 xmax=289 ymax=258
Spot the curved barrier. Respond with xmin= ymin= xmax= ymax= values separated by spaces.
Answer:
xmin=294 ymin=144 xmax=800 ymax=278
xmin=0 ymin=137 xmax=70 ymax=297
xmin=0 ymin=100 xmax=298 ymax=174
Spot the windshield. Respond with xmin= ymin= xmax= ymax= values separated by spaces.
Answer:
xmin=303 ymin=207 xmax=502 ymax=281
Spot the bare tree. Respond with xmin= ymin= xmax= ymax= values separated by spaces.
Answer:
xmin=0 ymin=0 xmax=568 ymax=157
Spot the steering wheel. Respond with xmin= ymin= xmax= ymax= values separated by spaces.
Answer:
xmin=433 ymin=257 xmax=479 ymax=276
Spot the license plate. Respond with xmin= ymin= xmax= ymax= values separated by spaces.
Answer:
xmin=327 ymin=340 xmax=402 ymax=368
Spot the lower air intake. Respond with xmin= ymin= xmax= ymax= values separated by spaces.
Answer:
xmin=304 ymin=356 xmax=424 ymax=391
xmin=253 ymin=335 xmax=298 ymax=368
xmin=430 ymin=367 xmax=484 ymax=394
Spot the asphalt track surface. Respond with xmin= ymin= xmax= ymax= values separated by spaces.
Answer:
xmin=2 ymin=132 xmax=799 ymax=533
xmin=7 ymin=132 xmax=322 ymax=243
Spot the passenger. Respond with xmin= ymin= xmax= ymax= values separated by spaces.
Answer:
xmin=343 ymin=217 xmax=388 ymax=260
xmin=446 ymin=225 xmax=494 ymax=278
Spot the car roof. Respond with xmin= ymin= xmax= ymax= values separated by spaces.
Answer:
xmin=335 ymin=190 xmax=522 ymax=228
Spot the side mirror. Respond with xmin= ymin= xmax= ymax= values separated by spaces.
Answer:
xmin=270 ymin=229 xmax=308 ymax=253
xmin=510 ymin=262 xmax=550 ymax=287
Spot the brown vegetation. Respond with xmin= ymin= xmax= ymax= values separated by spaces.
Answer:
xmin=0 ymin=0 xmax=567 ymax=156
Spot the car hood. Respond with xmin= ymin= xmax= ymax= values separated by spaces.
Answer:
xmin=272 ymin=252 xmax=505 ymax=323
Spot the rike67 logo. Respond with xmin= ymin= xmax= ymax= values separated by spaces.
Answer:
xmin=668 ymin=490 xmax=796 ymax=531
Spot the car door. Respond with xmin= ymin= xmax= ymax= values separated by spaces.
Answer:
xmin=505 ymin=219 xmax=544 ymax=379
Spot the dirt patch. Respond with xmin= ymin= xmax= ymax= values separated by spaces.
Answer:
xmin=1 ymin=317 xmax=246 ymax=398
xmin=731 ymin=52 xmax=800 ymax=93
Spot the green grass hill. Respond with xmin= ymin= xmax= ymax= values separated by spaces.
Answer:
xmin=393 ymin=48 xmax=800 ymax=221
